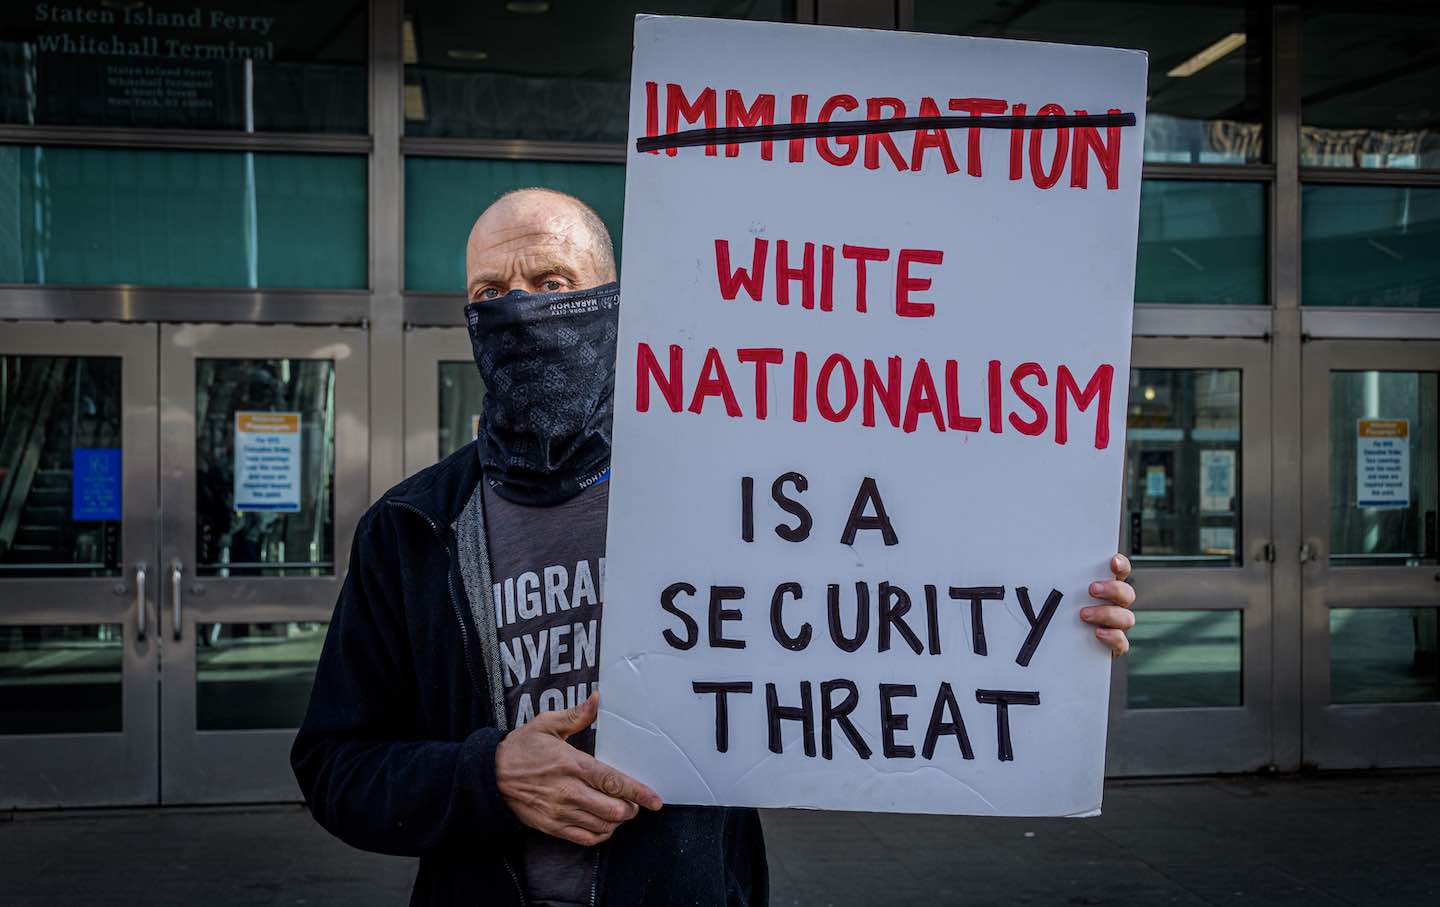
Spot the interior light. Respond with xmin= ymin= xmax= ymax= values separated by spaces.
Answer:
xmin=404 ymin=83 xmax=427 ymax=121
xmin=447 ymin=49 xmax=490 ymax=62
xmin=1167 ymin=33 xmax=1246 ymax=78
xmin=402 ymin=17 xmax=418 ymax=65
xmin=505 ymin=1 xmax=552 ymax=12
xmin=1143 ymin=387 xmax=1156 ymax=401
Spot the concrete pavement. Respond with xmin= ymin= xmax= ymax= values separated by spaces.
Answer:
xmin=2 ymin=772 xmax=1436 ymax=906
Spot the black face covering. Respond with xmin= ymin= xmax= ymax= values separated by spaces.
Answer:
xmin=465 ymin=282 xmax=620 ymax=506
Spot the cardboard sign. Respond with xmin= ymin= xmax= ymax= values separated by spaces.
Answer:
xmin=72 ymin=447 xmax=122 ymax=521
xmin=234 ymin=412 xmax=301 ymax=512
xmin=599 ymin=17 xmax=1146 ymax=817
xmin=1356 ymin=419 xmax=1409 ymax=509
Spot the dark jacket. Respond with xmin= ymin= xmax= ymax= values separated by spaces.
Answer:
xmin=291 ymin=444 xmax=768 ymax=906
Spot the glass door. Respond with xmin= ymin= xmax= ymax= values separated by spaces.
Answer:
xmin=1301 ymin=341 xmax=1440 ymax=769
xmin=157 ymin=324 xmax=368 ymax=803
xmin=0 ymin=323 xmax=160 ymax=807
xmin=1106 ymin=338 xmax=1274 ymax=774
xmin=403 ymin=328 xmax=484 ymax=473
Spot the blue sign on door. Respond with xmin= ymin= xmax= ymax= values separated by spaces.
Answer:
xmin=73 ymin=448 xmax=122 ymax=521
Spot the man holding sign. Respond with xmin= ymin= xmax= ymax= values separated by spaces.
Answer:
xmin=293 ymin=17 xmax=1140 ymax=907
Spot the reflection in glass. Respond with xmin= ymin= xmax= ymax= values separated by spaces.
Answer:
xmin=0 ymin=357 xmax=122 ymax=578
xmin=1136 ymin=180 xmax=1266 ymax=305
xmin=1301 ymin=185 xmax=1440 ymax=309
xmin=403 ymin=1 xmax=794 ymax=141
xmin=195 ymin=359 xmax=336 ymax=577
xmin=1328 ymin=371 xmax=1438 ymax=566
xmin=1126 ymin=610 xmax=1242 ymax=708
xmin=196 ymin=622 xmax=326 ymax=730
xmin=911 ymin=1 xmax=1266 ymax=164
xmin=1330 ymin=609 xmax=1439 ymax=704
xmin=0 ymin=146 xmax=367 ymax=289
xmin=405 ymin=157 xmax=624 ymax=293
xmin=1126 ymin=369 xmax=1243 ymax=566
xmin=0 ymin=1 xmax=366 ymax=133
xmin=0 ymin=624 xmax=122 ymax=734
xmin=438 ymin=362 xmax=486 ymax=461
xmin=1301 ymin=4 xmax=1440 ymax=169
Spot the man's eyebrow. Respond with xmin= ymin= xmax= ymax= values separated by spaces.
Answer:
xmin=468 ymin=271 xmax=505 ymax=289
xmin=527 ymin=260 xmax=582 ymax=280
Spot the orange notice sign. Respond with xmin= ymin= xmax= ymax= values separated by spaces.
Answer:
xmin=237 ymin=412 xmax=300 ymax=433
xmin=1358 ymin=419 xmax=1408 ymax=439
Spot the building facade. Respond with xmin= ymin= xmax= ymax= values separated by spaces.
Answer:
xmin=0 ymin=0 xmax=1436 ymax=808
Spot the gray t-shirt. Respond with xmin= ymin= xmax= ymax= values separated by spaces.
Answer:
xmin=485 ymin=478 xmax=607 ymax=907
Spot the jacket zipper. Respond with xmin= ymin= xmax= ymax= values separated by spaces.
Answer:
xmin=588 ymin=849 xmax=602 ymax=907
xmin=389 ymin=499 xmax=528 ymax=907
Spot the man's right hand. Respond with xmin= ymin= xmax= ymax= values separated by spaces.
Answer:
xmin=496 ymin=692 xmax=663 ymax=846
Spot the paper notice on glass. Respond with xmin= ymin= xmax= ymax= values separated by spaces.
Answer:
xmin=1199 ymin=449 xmax=1235 ymax=513
xmin=234 ymin=412 xmax=302 ymax=512
xmin=1356 ymin=419 xmax=1409 ymax=509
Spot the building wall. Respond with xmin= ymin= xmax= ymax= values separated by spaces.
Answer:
xmin=1 ymin=0 xmax=1437 ymax=807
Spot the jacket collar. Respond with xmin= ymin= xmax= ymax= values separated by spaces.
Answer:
xmin=385 ymin=441 xmax=485 ymax=532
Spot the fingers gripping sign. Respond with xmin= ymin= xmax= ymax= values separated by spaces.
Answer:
xmin=1079 ymin=554 xmax=1136 ymax=657
xmin=496 ymin=693 xmax=663 ymax=846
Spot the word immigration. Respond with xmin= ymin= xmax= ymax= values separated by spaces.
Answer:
xmin=642 ymin=82 xmax=1128 ymax=187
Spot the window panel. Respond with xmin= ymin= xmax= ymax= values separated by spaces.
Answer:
xmin=0 ymin=145 xmax=366 ymax=289
xmin=1126 ymin=610 xmax=1242 ymax=709
xmin=1328 ymin=371 xmax=1439 ymax=566
xmin=1330 ymin=608 xmax=1439 ymax=704
xmin=911 ymin=1 xmax=1267 ymax=164
xmin=195 ymin=359 xmax=336 ymax=578
xmin=0 ymin=356 xmax=123 ymax=578
xmin=1126 ymin=368 xmax=1244 ymax=566
xmin=0 ymin=1 xmax=366 ymax=133
xmin=402 ymin=1 xmax=795 ymax=142
xmin=1301 ymin=185 xmax=1440 ymax=309
xmin=1136 ymin=180 xmax=1266 ymax=305
xmin=0 ymin=624 xmax=122 ymax=735
xmin=1301 ymin=3 xmax=1440 ymax=170
xmin=438 ymin=362 xmax=485 ymax=461
xmin=405 ymin=157 xmax=623 ymax=293
xmin=196 ymin=622 xmax=326 ymax=730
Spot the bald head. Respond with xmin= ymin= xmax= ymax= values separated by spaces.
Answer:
xmin=465 ymin=188 xmax=617 ymax=303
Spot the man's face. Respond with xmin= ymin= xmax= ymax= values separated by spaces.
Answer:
xmin=465 ymin=192 xmax=612 ymax=304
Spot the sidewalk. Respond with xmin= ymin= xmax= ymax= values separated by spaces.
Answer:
xmin=3 ymin=772 xmax=1436 ymax=906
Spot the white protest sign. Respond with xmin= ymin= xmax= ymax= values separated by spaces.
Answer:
xmin=599 ymin=17 xmax=1146 ymax=817
xmin=234 ymin=411 xmax=301 ymax=512
xmin=1356 ymin=419 xmax=1409 ymax=509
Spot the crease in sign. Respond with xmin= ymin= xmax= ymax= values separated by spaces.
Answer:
xmin=603 ymin=707 xmax=720 ymax=804
xmin=636 ymin=111 xmax=1138 ymax=153
xmin=853 ymin=763 xmax=998 ymax=813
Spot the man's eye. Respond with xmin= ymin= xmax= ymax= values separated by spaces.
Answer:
xmin=479 ymin=288 xmax=501 ymax=300
xmin=542 ymin=279 xmax=564 ymax=292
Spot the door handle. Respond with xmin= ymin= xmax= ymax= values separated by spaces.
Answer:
xmin=171 ymin=560 xmax=183 ymax=640
xmin=135 ymin=563 xmax=147 ymax=640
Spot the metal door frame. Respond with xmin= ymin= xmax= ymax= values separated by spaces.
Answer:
xmin=1300 ymin=339 xmax=1440 ymax=768
xmin=157 ymin=323 xmax=368 ymax=803
xmin=403 ymin=326 xmax=477 ymax=475
xmin=1106 ymin=337 xmax=1274 ymax=775
xmin=0 ymin=322 xmax=160 ymax=807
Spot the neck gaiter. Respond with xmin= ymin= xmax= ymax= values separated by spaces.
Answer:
xmin=464 ymin=282 xmax=619 ymax=506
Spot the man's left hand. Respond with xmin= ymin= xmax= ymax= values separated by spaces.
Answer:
xmin=1080 ymin=554 xmax=1135 ymax=657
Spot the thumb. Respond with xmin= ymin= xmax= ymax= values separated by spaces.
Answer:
xmin=549 ymin=692 xmax=599 ymax=739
